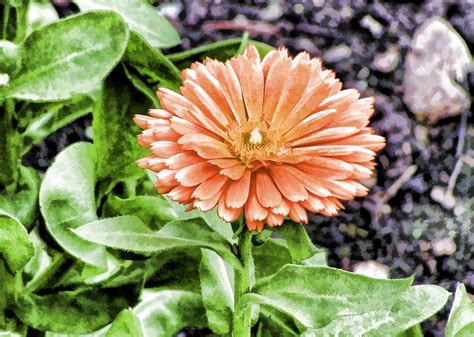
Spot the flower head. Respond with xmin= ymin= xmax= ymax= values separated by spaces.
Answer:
xmin=134 ymin=45 xmax=385 ymax=231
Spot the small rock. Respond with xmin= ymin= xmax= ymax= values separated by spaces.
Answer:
xmin=323 ymin=44 xmax=351 ymax=63
xmin=403 ymin=17 xmax=472 ymax=124
xmin=432 ymin=237 xmax=457 ymax=256
xmin=430 ymin=185 xmax=456 ymax=209
xmin=353 ymin=260 xmax=390 ymax=279
xmin=158 ymin=2 xmax=183 ymax=21
xmin=259 ymin=1 xmax=283 ymax=21
xmin=373 ymin=45 xmax=400 ymax=73
xmin=360 ymin=15 xmax=384 ymax=38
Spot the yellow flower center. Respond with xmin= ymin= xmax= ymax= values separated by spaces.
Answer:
xmin=227 ymin=122 xmax=287 ymax=167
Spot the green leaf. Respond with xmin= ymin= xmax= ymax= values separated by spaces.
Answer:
xmin=252 ymin=238 xmax=292 ymax=280
xmin=23 ymin=228 xmax=52 ymax=286
xmin=398 ymin=324 xmax=424 ymax=337
xmin=122 ymin=32 xmax=181 ymax=92
xmin=168 ymin=38 xmax=274 ymax=70
xmin=105 ymin=309 xmax=143 ymax=337
xmin=0 ymin=40 xmax=20 ymax=74
xmin=134 ymin=289 xmax=206 ymax=336
xmin=303 ymin=284 xmax=449 ymax=336
xmin=0 ymin=166 xmax=40 ymax=229
xmin=273 ymin=222 xmax=326 ymax=265
xmin=14 ymin=284 xmax=141 ymax=334
xmin=0 ymin=99 xmax=19 ymax=185
xmin=123 ymin=65 xmax=159 ymax=108
xmin=39 ymin=142 xmax=108 ymax=268
xmin=75 ymin=0 xmax=180 ymax=48
xmin=199 ymin=248 xmax=234 ymax=334
xmin=92 ymin=66 xmax=149 ymax=182
xmin=20 ymin=95 xmax=93 ymax=154
xmin=170 ymin=201 xmax=236 ymax=245
xmin=26 ymin=0 xmax=59 ymax=35
xmin=446 ymin=283 xmax=474 ymax=337
xmin=243 ymin=265 xmax=413 ymax=329
xmin=104 ymin=195 xmax=177 ymax=230
xmin=0 ymin=211 xmax=33 ymax=272
xmin=74 ymin=217 xmax=238 ymax=266
xmin=257 ymin=306 xmax=300 ymax=337
xmin=5 ymin=11 xmax=129 ymax=101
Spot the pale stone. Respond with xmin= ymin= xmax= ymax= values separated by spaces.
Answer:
xmin=353 ymin=260 xmax=390 ymax=279
xmin=403 ymin=17 xmax=472 ymax=124
xmin=432 ymin=237 xmax=457 ymax=256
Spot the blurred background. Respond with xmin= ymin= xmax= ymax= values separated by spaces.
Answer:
xmin=27 ymin=1 xmax=473 ymax=336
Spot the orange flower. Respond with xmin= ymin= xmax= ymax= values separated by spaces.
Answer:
xmin=134 ymin=45 xmax=385 ymax=231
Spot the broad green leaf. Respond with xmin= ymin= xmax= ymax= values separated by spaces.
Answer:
xmin=39 ymin=142 xmax=107 ymax=268
xmin=23 ymin=228 xmax=52 ymax=286
xmin=273 ymin=222 xmax=326 ymax=265
xmin=26 ymin=0 xmax=59 ymax=35
xmin=104 ymin=194 xmax=177 ymax=231
xmin=170 ymin=201 xmax=236 ymax=245
xmin=105 ymin=309 xmax=143 ymax=337
xmin=0 ymin=99 xmax=19 ymax=185
xmin=123 ymin=65 xmax=159 ymax=108
xmin=257 ymin=306 xmax=300 ymax=337
xmin=74 ymin=217 xmax=238 ymax=266
xmin=252 ymin=238 xmax=292 ymax=280
xmin=14 ymin=283 xmax=141 ymax=334
xmin=199 ymin=248 xmax=234 ymax=334
xmin=243 ymin=265 xmax=413 ymax=329
xmin=0 ymin=166 xmax=40 ymax=229
xmin=5 ymin=11 xmax=129 ymax=101
xmin=0 ymin=331 xmax=21 ymax=337
xmin=303 ymin=285 xmax=449 ymax=336
xmin=168 ymin=38 xmax=273 ymax=70
xmin=122 ymin=32 xmax=181 ymax=92
xmin=92 ymin=66 xmax=149 ymax=182
xmin=21 ymin=95 xmax=94 ymax=154
xmin=134 ymin=289 xmax=206 ymax=336
xmin=446 ymin=283 xmax=474 ymax=337
xmin=0 ymin=211 xmax=33 ymax=272
xmin=398 ymin=325 xmax=424 ymax=337
xmin=75 ymin=0 xmax=180 ymax=48
xmin=0 ymin=40 xmax=20 ymax=74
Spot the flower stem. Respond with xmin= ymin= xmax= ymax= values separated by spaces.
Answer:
xmin=233 ymin=229 xmax=253 ymax=337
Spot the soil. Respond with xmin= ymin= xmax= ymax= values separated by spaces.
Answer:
xmin=26 ymin=1 xmax=473 ymax=336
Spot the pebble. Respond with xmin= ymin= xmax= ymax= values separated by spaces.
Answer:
xmin=430 ymin=185 xmax=456 ymax=210
xmin=353 ymin=260 xmax=390 ymax=279
xmin=372 ymin=45 xmax=400 ymax=73
xmin=158 ymin=2 xmax=183 ymax=21
xmin=432 ymin=237 xmax=457 ymax=257
xmin=403 ymin=17 xmax=472 ymax=124
xmin=360 ymin=14 xmax=384 ymax=38
xmin=323 ymin=44 xmax=351 ymax=63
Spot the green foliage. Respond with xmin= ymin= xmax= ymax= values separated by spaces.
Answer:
xmin=446 ymin=283 xmax=474 ymax=337
xmin=4 ymin=11 xmax=129 ymax=101
xmin=13 ymin=283 xmax=141 ymax=334
xmin=105 ymin=309 xmax=143 ymax=337
xmin=0 ymin=166 xmax=40 ymax=229
xmin=134 ymin=289 xmax=206 ymax=336
xmin=20 ymin=95 xmax=94 ymax=154
xmin=39 ymin=142 xmax=108 ymax=268
xmin=104 ymin=194 xmax=177 ymax=230
xmin=0 ymin=40 xmax=20 ymax=74
xmin=92 ymin=66 xmax=149 ymax=182
xmin=199 ymin=248 xmax=234 ymax=334
xmin=0 ymin=211 xmax=33 ymax=272
xmin=75 ymin=0 xmax=181 ymax=49
xmin=168 ymin=38 xmax=274 ymax=70
xmin=122 ymin=32 xmax=181 ymax=92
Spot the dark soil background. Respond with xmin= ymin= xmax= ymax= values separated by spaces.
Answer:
xmin=24 ymin=1 xmax=473 ymax=336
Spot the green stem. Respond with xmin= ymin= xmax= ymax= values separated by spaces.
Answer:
xmin=233 ymin=229 xmax=254 ymax=337
xmin=0 ymin=261 xmax=7 ymax=328
xmin=24 ymin=254 xmax=69 ymax=294
xmin=2 ymin=4 xmax=11 ymax=40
